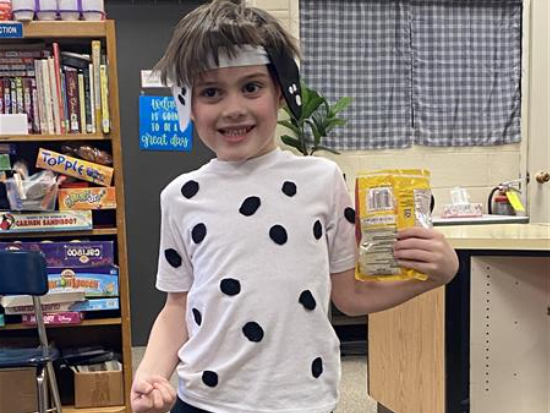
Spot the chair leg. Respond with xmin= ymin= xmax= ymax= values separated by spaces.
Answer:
xmin=46 ymin=362 xmax=63 ymax=413
xmin=36 ymin=366 xmax=48 ymax=413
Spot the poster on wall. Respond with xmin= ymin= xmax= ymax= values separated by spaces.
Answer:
xmin=139 ymin=95 xmax=193 ymax=152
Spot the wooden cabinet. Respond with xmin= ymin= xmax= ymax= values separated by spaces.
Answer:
xmin=367 ymin=224 xmax=550 ymax=413
xmin=0 ymin=21 xmax=132 ymax=412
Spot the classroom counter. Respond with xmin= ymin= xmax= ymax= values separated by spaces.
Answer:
xmin=367 ymin=223 xmax=550 ymax=413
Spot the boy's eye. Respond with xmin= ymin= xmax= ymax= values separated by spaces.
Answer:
xmin=200 ymin=87 xmax=219 ymax=98
xmin=243 ymin=82 xmax=262 ymax=94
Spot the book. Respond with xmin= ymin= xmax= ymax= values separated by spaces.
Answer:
xmin=64 ymin=66 xmax=80 ymax=133
xmin=0 ymin=80 xmax=3 ymax=114
xmin=61 ymin=51 xmax=91 ymax=71
xmin=52 ymin=43 xmax=66 ymax=134
xmin=83 ymin=68 xmax=93 ymax=133
xmin=48 ymin=57 xmax=62 ymax=134
xmin=2 ymin=78 xmax=10 ymax=114
xmin=22 ymin=77 xmax=33 ymax=133
xmin=91 ymin=40 xmax=102 ymax=133
xmin=34 ymin=59 xmax=46 ymax=134
xmin=78 ymin=72 xmax=86 ymax=133
xmin=15 ymin=77 xmax=24 ymax=115
xmin=41 ymin=59 xmax=55 ymax=134
xmin=10 ymin=78 xmax=16 ymax=114
xmin=88 ymin=62 xmax=96 ymax=133
xmin=100 ymin=64 xmax=110 ymax=134
xmin=60 ymin=71 xmax=69 ymax=132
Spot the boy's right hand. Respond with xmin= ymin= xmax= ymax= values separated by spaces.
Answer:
xmin=131 ymin=374 xmax=176 ymax=413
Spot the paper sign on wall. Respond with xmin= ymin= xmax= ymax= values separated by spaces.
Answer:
xmin=139 ymin=95 xmax=193 ymax=152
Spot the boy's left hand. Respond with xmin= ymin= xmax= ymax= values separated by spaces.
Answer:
xmin=394 ymin=227 xmax=459 ymax=287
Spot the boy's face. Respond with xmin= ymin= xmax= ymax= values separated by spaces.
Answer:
xmin=191 ymin=65 xmax=282 ymax=162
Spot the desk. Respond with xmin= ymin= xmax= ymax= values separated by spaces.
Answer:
xmin=367 ymin=224 xmax=550 ymax=413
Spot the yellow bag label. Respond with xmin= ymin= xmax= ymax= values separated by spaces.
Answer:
xmin=355 ymin=169 xmax=432 ymax=281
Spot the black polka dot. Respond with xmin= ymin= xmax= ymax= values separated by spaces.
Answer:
xmin=282 ymin=181 xmax=297 ymax=197
xmin=192 ymin=308 xmax=202 ymax=326
xmin=242 ymin=322 xmax=264 ymax=342
xmin=181 ymin=180 xmax=199 ymax=199
xmin=313 ymin=220 xmax=323 ymax=240
xmin=220 ymin=278 xmax=241 ymax=296
xmin=164 ymin=248 xmax=182 ymax=268
xmin=269 ymin=225 xmax=288 ymax=245
xmin=312 ymin=357 xmax=323 ymax=378
xmin=299 ymin=290 xmax=317 ymax=311
xmin=344 ymin=207 xmax=356 ymax=224
xmin=192 ymin=223 xmax=207 ymax=243
xmin=239 ymin=196 xmax=261 ymax=216
xmin=202 ymin=371 xmax=218 ymax=387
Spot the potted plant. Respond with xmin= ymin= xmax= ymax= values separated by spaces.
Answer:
xmin=278 ymin=82 xmax=352 ymax=156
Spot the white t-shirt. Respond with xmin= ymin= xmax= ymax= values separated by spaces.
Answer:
xmin=156 ymin=148 xmax=357 ymax=413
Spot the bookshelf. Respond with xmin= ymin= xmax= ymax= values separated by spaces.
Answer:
xmin=0 ymin=21 xmax=132 ymax=412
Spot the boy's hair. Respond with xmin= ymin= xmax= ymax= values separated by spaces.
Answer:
xmin=156 ymin=0 xmax=301 ymax=87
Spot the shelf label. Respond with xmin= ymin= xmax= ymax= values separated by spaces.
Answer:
xmin=139 ymin=95 xmax=193 ymax=152
xmin=0 ymin=23 xmax=23 ymax=39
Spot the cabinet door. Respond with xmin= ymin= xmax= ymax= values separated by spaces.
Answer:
xmin=470 ymin=256 xmax=549 ymax=413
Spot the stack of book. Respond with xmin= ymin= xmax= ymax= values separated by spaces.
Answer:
xmin=0 ymin=41 xmax=110 ymax=135
xmin=0 ymin=240 xmax=119 ymax=325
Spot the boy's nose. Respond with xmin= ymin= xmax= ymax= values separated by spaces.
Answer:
xmin=221 ymin=95 xmax=247 ymax=119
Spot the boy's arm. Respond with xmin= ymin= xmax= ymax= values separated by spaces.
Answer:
xmin=135 ymin=292 xmax=188 ymax=381
xmin=331 ymin=227 xmax=458 ymax=317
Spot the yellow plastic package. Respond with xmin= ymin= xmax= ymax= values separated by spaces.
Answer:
xmin=355 ymin=169 xmax=432 ymax=281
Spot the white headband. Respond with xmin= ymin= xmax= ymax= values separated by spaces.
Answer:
xmin=171 ymin=46 xmax=271 ymax=132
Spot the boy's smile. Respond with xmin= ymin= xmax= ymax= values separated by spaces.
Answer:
xmin=191 ymin=65 xmax=282 ymax=162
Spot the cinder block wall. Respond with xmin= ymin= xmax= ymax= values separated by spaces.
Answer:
xmin=247 ymin=0 xmax=523 ymax=214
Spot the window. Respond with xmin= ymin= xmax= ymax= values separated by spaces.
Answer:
xmin=300 ymin=0 xmax=523 ymax=150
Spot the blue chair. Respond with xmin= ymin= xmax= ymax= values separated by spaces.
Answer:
xmin=0 ymin=250 xmax=62 ymax=413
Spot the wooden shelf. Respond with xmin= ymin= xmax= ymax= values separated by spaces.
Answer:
xmin=0 ymin=134 xmax=111 ymax=142
xmin=63 ymin=405 xmax=125 ymax=413
xmin=0 ymin=318 xmax=122 ymax=331
xmin=21 ymin=21 xmax=107 ymax=38
xmin=0 ymin=228 xmax=118 ymax=239
xmin=2 ymin=20 xmax=133 ymax=410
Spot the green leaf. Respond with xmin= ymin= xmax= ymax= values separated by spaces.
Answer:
xmin=312 ymin=112 xmax=327 ymax=137
xmin=329 ymin=97 xmax=352 ymax=116
xmin=301 ymin=82 xmax=310 ymax=105
xmin=281 ymin=135 xmax=307 ymax=155
xmin=277 ymin=120 xmax=300 ymax=136
xmin=324 ymin=118 xmax=348 ymax=134
xmin=311 ymin=144 xmax=341 ymax=155
xmin=302 ymin=94 xmax=324 ymax=120
xmin=305 ymin=119 xmax=322 ymax=145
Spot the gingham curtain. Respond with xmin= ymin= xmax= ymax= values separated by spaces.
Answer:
xmin=300 ymin=0 xmax=522 ymax=149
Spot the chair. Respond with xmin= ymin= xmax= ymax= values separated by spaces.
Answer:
xmin=0 ymin=250 xmax=62 ymax=413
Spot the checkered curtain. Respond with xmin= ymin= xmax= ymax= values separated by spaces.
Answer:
xmin=300 ymin=0 xmax=522 ymax=149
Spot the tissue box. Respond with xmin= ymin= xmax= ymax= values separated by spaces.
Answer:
xmin=0 ymin=114 xmax=28 ymax=135
xmin=441 ymin=203 xmax=483 ymax=218
xmin=74 ymin=370 xmax=124 ymax=408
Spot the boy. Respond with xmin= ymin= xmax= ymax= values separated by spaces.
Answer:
xmin=132 ymin=1 xmax=459 ymax=413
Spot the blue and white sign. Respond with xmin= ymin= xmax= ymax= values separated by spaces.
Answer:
xmin=139 ymin=95 xmax=193 ymax=152
xmin=0 ymin=23 xmax=23 ymax=39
